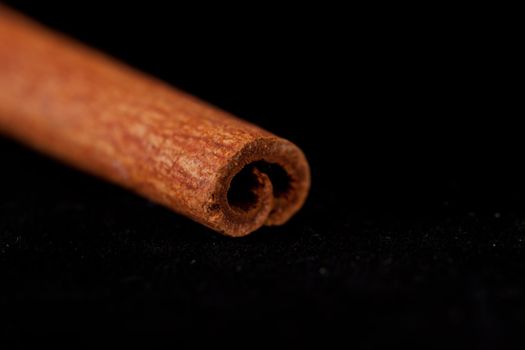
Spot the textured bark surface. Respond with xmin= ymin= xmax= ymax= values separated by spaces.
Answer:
xmin=0 ymin=7 xmax=310 ymax=236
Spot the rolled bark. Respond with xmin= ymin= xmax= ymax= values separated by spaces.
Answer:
xmin=0 ymin=7 xmax=310 ymax=237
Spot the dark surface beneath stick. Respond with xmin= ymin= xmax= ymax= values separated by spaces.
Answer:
xmin=0 ymin=1 xmax=523 ymax=348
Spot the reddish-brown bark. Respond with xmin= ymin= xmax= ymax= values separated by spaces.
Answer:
xmin=0 ymin=7 xmax=310 ymax=236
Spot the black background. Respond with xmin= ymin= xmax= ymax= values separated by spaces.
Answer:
xmin=0 ymin=1 xmax=523 ymax=348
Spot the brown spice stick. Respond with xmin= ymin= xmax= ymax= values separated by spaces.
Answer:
xmin=0 ymin=7 xmax=310 ymax=237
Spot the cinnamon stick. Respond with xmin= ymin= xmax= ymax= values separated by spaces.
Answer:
xmin=0 ymin=7 xmax=310 ymax=237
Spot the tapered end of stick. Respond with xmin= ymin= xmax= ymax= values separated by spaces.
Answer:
xmin=205 ymin=137 xmax=310 ymax=237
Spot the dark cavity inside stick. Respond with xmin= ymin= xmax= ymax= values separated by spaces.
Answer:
xmin=227 ymin=162 xmax=293 ymax=212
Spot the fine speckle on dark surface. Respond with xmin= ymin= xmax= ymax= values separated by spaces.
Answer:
xmin=0 ymin=1 xmax=522 ymax=348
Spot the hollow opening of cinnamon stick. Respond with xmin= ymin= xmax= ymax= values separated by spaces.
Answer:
xmin=227 ymin=161 xmax=292 ymax=213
